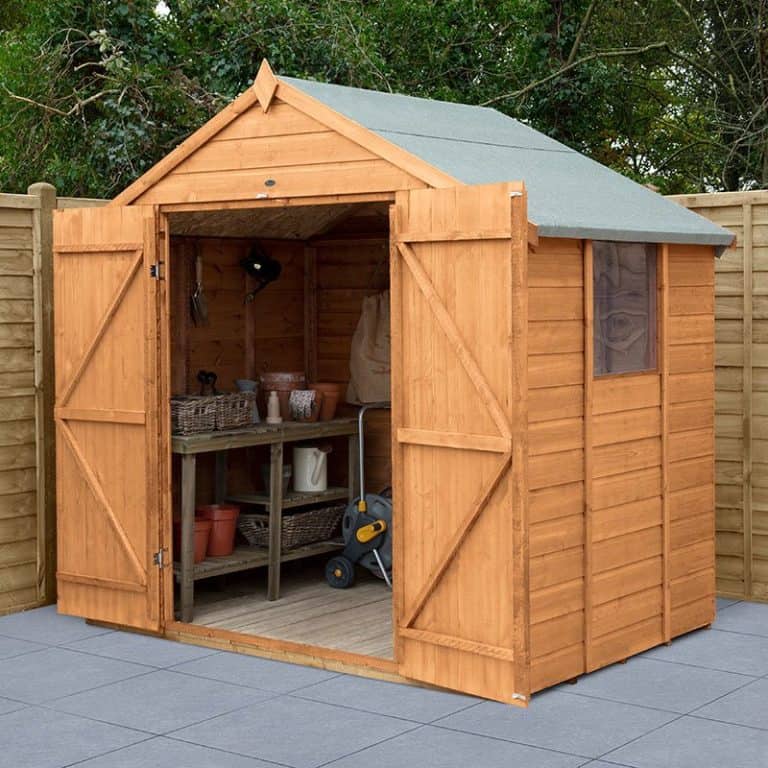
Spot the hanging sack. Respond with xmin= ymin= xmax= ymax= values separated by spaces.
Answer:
xmin=347 ymin=291 xmax=391 ymax=403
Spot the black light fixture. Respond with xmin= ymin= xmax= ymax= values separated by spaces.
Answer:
xmin=240 ymin=243 xmax=281 ymax=303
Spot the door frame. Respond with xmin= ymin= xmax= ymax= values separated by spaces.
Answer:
xmin=155 ymin=196 xmax=402 ymax=678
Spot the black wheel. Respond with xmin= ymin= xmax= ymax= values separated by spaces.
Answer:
xmin=326 ymin=556 xmax=355 ymax=589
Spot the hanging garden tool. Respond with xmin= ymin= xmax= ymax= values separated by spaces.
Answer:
xmin=241 ymin=243 xmax=282 ymax=303
xmin=190 ymin=244 xmax=209 ymax=326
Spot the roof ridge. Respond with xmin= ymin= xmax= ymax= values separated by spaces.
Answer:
xmin=376 ymin=128 xmax=576 ymax=155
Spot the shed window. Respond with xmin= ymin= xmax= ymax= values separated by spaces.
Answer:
xmin=593 ymin=242 xmax=657 ymax=376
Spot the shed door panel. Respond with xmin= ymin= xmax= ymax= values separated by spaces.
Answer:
xmin=392 ymin=183 xmax=528 ymax=703
xmin=54 ymin=206 xmax=160 ymax=631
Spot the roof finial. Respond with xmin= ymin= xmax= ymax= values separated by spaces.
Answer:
xmin=254 ymin=59 xmax=278 ymax=112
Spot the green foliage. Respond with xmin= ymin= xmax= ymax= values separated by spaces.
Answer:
xmin=0 ymin=0 xmax=765 ymax=197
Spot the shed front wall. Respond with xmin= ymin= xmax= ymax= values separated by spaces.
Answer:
xmin=134 ymin=99 xmax=426 ymax=206
xmin=527 ymin=238 xmax=715 ymax=692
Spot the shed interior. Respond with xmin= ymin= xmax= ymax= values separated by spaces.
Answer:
xmin=167 ymin=201 xmax=395 ymax=660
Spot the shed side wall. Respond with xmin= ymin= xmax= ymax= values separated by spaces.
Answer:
xmin=667 ymin=243 xmax=716 ymax=632
xmin=527 ymin=237 xmax=586 ymax=690
xmin=590 ymin=372 xmax=664 ymax=668
xmin=133 ymin=100 xmax=427 ymax=206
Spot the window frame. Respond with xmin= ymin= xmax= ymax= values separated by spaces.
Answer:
xmin=591 ymin=241 xmax=660 ymax=380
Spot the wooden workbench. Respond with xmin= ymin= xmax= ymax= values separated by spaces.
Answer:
xmin=172 ymin=418 xmax=359 ymax=622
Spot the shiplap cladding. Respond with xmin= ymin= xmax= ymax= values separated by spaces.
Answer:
xmin=0 ymin=194 xmax=38 ymax=612
xmin=0 ymin=190 xmax=104 ymax=615
xmin=527 ymin=237 xmax=586 ymax=690
xmin=670 ymin=192 xmax=766 ymax=601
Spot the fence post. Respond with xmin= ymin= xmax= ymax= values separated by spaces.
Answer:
xmin=28 ymin=182 xmax=57 ymax=605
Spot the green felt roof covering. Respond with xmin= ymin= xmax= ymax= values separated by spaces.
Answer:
xmin=282 ymin=76 xmax=733 ymax=248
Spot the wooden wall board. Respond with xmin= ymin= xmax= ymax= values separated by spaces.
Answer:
xmin=528 ymin=237 xmax=586 ymax=689
xmin=134 ymin=98 xmax=427 ymax=206
xmin=666 ymin=243 xmax=716 ymax=633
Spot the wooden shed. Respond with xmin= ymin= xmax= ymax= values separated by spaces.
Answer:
xmin=670 ymin=190 xmax=768 ymax=602
xmin=52 ymin=61 xmax=733 ymax=705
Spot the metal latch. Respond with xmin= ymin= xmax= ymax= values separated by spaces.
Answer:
xmin=149 ymin=261 xmax=165 ymax=280
xmin=153 ymin=550 xmax=165 ymax=568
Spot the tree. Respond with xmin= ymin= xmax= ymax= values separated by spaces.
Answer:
xmin=0 ymin=0 xmax=765 ymax=196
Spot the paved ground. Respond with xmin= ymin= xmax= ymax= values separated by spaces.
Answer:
xmin=0 ymin=598 xmax=766 ymax=767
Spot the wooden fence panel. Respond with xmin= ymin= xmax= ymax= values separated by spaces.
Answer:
xmin=0 ymin=187 xmax=105 ymax=615
xmin=670 ymin=190 xmax=768 ymax=601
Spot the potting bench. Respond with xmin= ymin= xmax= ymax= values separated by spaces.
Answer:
xmin=172 ymin=418 xmax=359 ymax=622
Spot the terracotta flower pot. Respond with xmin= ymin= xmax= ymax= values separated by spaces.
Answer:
xmin=197 ymin=504 xmax=240 ymax=557
xmin=309 ymin=382 xmax=343 ymax=421
xmin=173 ymin=517 xmax=213 ymax=564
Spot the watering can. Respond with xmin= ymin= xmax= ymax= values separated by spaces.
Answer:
xmin=293 ymin=445 xmax=331 ymax=493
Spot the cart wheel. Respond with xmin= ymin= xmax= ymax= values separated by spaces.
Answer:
xmin=326 ymin=556 xmax=355 ymax=589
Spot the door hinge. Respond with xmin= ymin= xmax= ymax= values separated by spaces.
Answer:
xmin=149 ymin=261 xmax=165 ymax=280
xmin=153 ymin=549 xmax=165 ymax=568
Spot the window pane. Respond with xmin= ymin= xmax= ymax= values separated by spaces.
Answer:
xmin=593 ymin=242 xmax=657 ymax=376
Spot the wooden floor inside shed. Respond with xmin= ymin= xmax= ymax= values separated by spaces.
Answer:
xmin=193 ymin=561 xmax=393 ymax=660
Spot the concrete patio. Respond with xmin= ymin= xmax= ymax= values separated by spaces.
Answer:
xmin=0 ymin=598 xmax=766 ymax=768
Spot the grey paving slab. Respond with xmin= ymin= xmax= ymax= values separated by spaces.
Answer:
xmin=171 ymin=694 xmax=416 ymax=768
xmin=295 ymin=674 xmax=479 ymax=723
xmin=643 ymin=626 xmax=768 ymax=676
xmin=0 ymin=634 xmax=46 ymax=660
xmin=50 ymin=669 xmax=272 ymax=734
xmin=0 ymin=605 xmax=113 ymax=645
xmin=325 ymin=723 xmax=584 ymax=768
xmin=712 ymin=600 xmax=768 ymax=637
xmin=693 ymin=677 xmax=768 ymax=731
xmin=564 ymin=657 xmax=754 ymax=713
xmin=171 ymin=650 xmax=338 ymax=693
xmin=0 ymin=646 xmax=152 ymax=704
xmin=0 ymin=706 xmax=146 ymax=768
xmin=434 ymin=690 xmax=677 ymax=759
xmin=716 ymin=597 xmax=740 ymax=610
xmin=67 ymin=630 xmax=219 ymax=667
xmin=606 ymin=714 xmax=768 ymax=768
xmin=76 ymin=737 xmax=279 ymax=767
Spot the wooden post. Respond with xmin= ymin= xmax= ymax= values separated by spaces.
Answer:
xmin=509 ymin=187 xmax=530 ymax=702
xmin=267 ymin=441 xmax=284 ymax=600
xmin=660 ymin=244 xmax=671 ymax=641
xmin=583 ymin=241 xmax=594 ymax=671
xmin=743 ymin=202 xmax=753 ymax=598
xmin=304 ymin=245 xmax=318 ymax=382
xmin=180 ymin=453 xmax=196 ymax=621
xmin=214 ymin=451 xmax=228 ymax=503
xmin=28 ymin=182 xmax=57 ymax=606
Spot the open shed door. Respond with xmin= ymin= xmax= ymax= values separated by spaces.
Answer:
xmin=391 ymin=183 xmax=529 ymax=704
xmin=53 ymin=205 xmax=161 ymax=631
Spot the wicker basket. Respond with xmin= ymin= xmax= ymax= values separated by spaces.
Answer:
xmin=215 ymin=392 xmax=256 ymax=431
xmin=238 ymin=504 xmax=345 ymax=550
xmin=171 ymin=396 xmax=217 ymax=435
xmin=171 ymin=392 xmax=256 ymax=435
